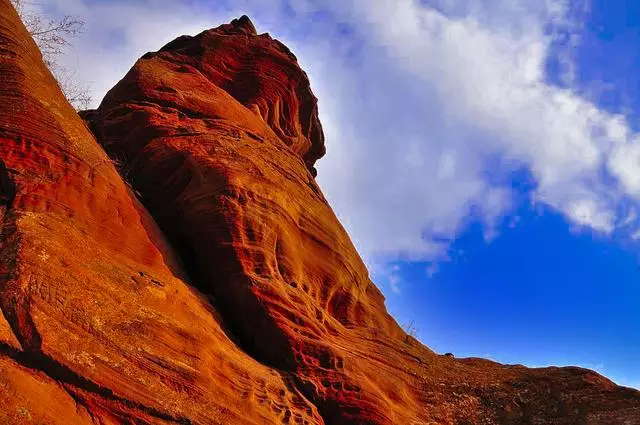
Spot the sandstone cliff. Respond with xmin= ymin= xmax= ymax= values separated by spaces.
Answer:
xmin=2 ymin=1 xmax=640 ymax=423
xmin=0 ymin=3 xmax=319 ymax=423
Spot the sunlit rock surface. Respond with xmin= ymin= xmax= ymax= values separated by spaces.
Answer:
xmin=0 ymin=3 xmax=320 ymax=423
xmin=2 ymin=0 xmax=640 ymax=422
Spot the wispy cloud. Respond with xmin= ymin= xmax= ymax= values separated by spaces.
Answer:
xmin=312 ymin=0 xmax=640 ymax=263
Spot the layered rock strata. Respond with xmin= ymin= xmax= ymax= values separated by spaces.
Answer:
xmin=2 ymin=1 xmax=640 ymax=423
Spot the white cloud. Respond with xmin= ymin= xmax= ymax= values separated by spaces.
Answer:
xmin=609 ymin=141 xmax=640 ymax=197
xmin=388 ymin=265 xmax=402 ymax=294
xmin=565 ymin=198 xmax=615 ymax=233
xmin=27 ymin=0 xmax=640 ymax=267
xmin=313 ymin=0 xmax=640 ymax=263
xmin=426 ymin=263 xmax=439 ymax=279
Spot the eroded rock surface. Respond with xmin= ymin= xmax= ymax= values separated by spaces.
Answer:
xmin=83 ymin=13 xmax=640 ymax=425
xmin=2 ymin=0 xmax=640 ymax=422
xmin=0 ymin=2 xmax=321 ymax=424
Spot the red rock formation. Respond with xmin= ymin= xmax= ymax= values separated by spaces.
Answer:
xmin=83 ymin=13 xmax=640 ymax=425
xmin=0 ymin=2 xmax=321 ymax=423
xmin=2 ymin=0 xmax=640 ymax=421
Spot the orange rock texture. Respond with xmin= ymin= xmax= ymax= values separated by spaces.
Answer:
xmin=2 ymin=0 xmax=640 ymax=422
xmin=0 ymin=2 xmax=321 ymax=424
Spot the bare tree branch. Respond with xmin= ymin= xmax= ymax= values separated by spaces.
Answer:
xmin=10 ymin=0 xmax=91 ymax=110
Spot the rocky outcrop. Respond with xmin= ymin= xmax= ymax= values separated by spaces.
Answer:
xmin=0 ymin=2 xmax=321 ymax=423
xmin=84 ymin=13 xmax=640 ymax=425
xmin=84 ymin=15 xmax=416 ymax=425
xmin=2 ymin=0 xmax=640 ymax=422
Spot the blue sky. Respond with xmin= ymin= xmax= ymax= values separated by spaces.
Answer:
xmin=24 ymin=0 xmax=640 ymax=389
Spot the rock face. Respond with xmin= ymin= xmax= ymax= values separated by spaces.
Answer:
xmin=0 ymin=3 xmax=321 ymax=424
xmin=85 ymin=16 xmax=409 ymax=424
xmin=2 ymin=0 xmax=640 ymax=423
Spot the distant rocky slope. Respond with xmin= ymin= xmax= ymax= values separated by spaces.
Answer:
xmin=1 ymin=1 xmax=640 ymax=423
